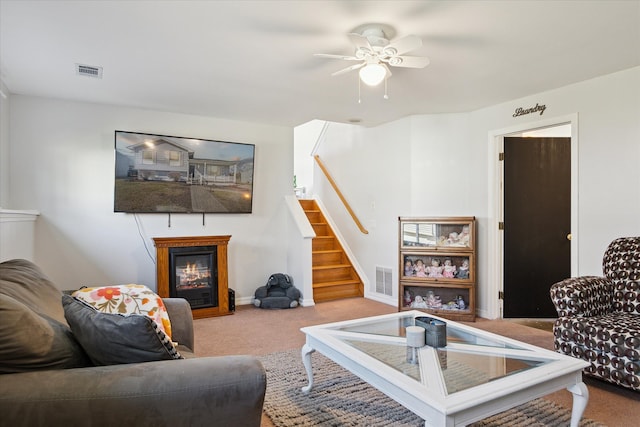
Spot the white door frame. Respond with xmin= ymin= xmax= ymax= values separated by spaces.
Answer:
xmin=486 ymin=113 xmax=579 ymax=319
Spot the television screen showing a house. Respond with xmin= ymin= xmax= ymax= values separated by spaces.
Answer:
xmin=114 ymin=130 xmax=255 ymax=213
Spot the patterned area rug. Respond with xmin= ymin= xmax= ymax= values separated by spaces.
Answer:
xmin=259 ymin=349 xmax=606 ymax=427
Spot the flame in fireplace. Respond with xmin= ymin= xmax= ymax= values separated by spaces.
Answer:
xmin=183 ymin=262 xmax=198 ymax=277
xmin=179 ymin=262 xmax=211 ymax=288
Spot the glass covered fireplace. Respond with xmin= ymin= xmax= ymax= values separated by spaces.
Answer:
xmin=169 ymin=246 xmax=217 ymax=309
xmin=153 ymin=235 xmax=232 ymax=319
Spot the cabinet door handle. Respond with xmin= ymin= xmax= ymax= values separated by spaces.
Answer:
xmin=567 ymin=233 xmax=572 ymax=241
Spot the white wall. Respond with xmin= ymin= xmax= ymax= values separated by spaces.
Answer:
xmin=293 ymin=119 xmax=325 ymax=197
xmin=408 ymin=113 xmax=477 ymax=216
xmin=471 ymin=70 xmax=640 ymax=255
xmin=313 ymin=66 xmax=640 ymax=318
xmin=0 ymin=81 xmax=9 ymax=207
xmin=7 ymin=95 xmax=293 ymax=302
xmin=314 ymin=119 xmax=413 ymax=304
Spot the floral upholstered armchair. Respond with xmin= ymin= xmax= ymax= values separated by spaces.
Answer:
xmin=550 ymin=237 xmax=640 ymax=391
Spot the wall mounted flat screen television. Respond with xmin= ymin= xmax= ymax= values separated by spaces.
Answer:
xmin=114 ymin=130 xmax=255 ymax=213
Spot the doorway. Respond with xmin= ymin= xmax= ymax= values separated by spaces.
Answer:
xmin=502 ymin=136 xmax=571 ymax=318
xmin=488 ymin=116 xmax=578 ymax=320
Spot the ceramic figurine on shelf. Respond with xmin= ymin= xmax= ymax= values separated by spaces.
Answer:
xmin=456 ymin=259 xmax=470 ymax=279
xmin=404 ymin=289 xmax=413 ymax=307
xmin=425 ymin=290 xmax=442 ymax=309
xmin=445 ymin=300 xmax=458 ymax=310
xmin=410 ymin=295 xmax=429 ymax=309
xmin=446 ymin=232 xmax=460 ymax=246
xmin=414 ymin=259 xmax=427 ymax=277
xmin=442 ymin=259 xmax=457 ymax=278
xmin=456 ymin=295 xmax=466 ymax=310
xmin=458 ymin=225 xmax=471 ymax=246
xmin=426 ymin=259 xmax=443 ymax=278
xmin=404 ymin=260 xmax=415 ymax=277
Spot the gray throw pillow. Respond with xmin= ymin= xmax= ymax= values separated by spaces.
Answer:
xmin=0 ymin=293 xmax=92 ymax=373
xmin=62 ymin=295 xmax=182 ymax=366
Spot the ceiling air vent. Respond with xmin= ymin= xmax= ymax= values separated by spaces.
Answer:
xmin=76 ymin=64 xmax=103 ymax=79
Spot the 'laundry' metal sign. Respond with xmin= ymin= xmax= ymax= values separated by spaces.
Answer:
xmin=513 ymin=103 xmax=546 ymax=117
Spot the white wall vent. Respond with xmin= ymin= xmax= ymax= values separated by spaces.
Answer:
xmin=76 ymin=64 xmax=103 ymax=79
xmin=375 ymin=266 xmax=393 ymax=296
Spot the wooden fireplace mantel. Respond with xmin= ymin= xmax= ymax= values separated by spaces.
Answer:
xmin=153 ymin=235 xmax=232 ymax=319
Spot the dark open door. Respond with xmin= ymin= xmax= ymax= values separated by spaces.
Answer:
xmin=503 ymin=137 xmax=571 ymax=318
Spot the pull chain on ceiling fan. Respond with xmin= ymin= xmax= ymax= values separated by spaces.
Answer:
xmin=315 ymin=23 xmax=430 ymax=100
xmin=358 ymin=73 xmax=390 ymax=104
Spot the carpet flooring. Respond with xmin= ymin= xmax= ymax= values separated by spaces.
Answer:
xmin=259 ymin=348 xmax=606 ymax=427
xmin=192 ymin=298 xmax=639 ymax=426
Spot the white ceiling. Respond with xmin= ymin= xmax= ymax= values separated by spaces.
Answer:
xmin=1 ymin=0 xmax=639 ymax=128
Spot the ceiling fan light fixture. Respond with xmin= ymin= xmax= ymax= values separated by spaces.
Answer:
xmin=359 ymin=63 xmax=386 ymax=86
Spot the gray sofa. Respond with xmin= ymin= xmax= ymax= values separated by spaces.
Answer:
xmin=0 ymin=259 xmax=266 ymax=426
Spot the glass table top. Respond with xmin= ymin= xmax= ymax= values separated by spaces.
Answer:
xmin=321 ymin=312 xmax=554 ymax=395
xmin=337 ymin=314 xmax=521 ymax=349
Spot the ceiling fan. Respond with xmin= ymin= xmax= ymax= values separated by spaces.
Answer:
xmin=314 ymin=23 xmax=430 ymax=87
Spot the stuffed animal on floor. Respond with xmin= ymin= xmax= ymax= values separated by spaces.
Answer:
xmin=253 ymin=273 xmax=301 ymax=309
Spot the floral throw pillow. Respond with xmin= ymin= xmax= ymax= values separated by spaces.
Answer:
xmin=72 ymin=284 xmax=172 ymax=340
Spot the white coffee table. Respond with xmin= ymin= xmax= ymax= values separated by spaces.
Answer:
xmin=301 ymin=311 xmax=589 ymax=427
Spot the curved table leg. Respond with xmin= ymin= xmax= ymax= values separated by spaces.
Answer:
xmin=567 ymin=382 xmax=589 ymax=427
xmin=301 ymin=344 xmax=315 ymax=394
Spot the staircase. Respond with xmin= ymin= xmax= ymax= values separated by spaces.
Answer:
xmin=298 ymin=199 xmax=364 ymax=302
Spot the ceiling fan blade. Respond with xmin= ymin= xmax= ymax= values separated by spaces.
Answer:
xmin=331 ymin=62 xmax=365 ymax=76
xmin=389 ymin=55 xmax=430 ymax=68
xmin=347 ymin=33 xmax=373 ymax=52
xmin=314 ymin=53 xmax=360 ymax=61
xmin=385 ymin=34 xmax=422 ymax=55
